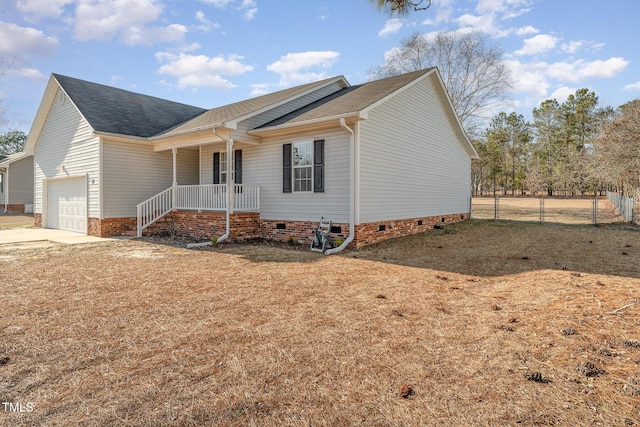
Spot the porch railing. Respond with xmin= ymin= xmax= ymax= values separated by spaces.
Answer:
xmin=136 ymin=187 xmax=173 ymax=237
xmin=136 ymin=184 xmax=260 ymax=237
xmin=174 ymin=184 xmax=260 ymax=211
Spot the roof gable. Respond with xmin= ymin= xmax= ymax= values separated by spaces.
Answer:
xmin=156 ymin=76 xmax=349 ymax=138
xmin=53 ymin=74 xmax=207 ymax=138
xmin=256 ymin=69 xmax=433 ymax=128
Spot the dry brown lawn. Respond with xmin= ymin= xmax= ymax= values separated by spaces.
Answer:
xmin=472 ymin=197 xmax=627 ymax=224
xmin=1 ymin=220 xmax=639 ymax=426
xmin=0 ymin=214 xmax=35 ymax=230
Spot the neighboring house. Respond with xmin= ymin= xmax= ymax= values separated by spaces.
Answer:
xmin=0 ymin=152 xmax=34 ymax=213
xmin=25 ymin=69 xmax=478 ymax=250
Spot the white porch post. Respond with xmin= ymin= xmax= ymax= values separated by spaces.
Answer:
xmin=227 ymin=139 xmax=234 ymax=214
xmin=4 ymin=165 xmax=9 ymax=213
xmin=172 ymin=147 xmax=177 ymax=210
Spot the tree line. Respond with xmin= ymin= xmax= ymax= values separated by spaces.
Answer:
xmin=473 ymin=91 xmax=640 ymax=198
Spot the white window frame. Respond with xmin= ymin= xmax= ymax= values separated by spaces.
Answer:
xmin=292 ymin=140 xmax=313 ymax=192
xmin=219 ymin=151 xmax=227 ymax=184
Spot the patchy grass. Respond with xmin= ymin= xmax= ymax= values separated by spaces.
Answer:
xmin=0 ymin=214 xmax=35 ymax=230
xmin=1 ymin=221 xmax=639 ymax=426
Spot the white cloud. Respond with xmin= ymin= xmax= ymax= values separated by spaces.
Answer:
xmin=74 ymin=0 xmax=176 ymax=45
xmin=504 ymin=59 xmax=550 ymax=101
xmin=249 ymin=83 xmax=271 ymax=96
xmin=624 ymin=81 xmax=640 ymax=91
xmin=7 ymin=67 xmax=47 ymax=80
xmin=266 ymin=51 xmax=340 ymax=88
xmin=121 ymin=24 xmax=188 ymax=46
xmin=549 ymin=86 xmax=578 ymax=104
xmin=240 ymin=0 xmax=258 ymax=20
xmin=199 ymin=0 xmax=234 ymax=7
xmin=561 ymin=40 xmax=584 ymax=54
xmin=515 ymin=25 xmax=538 ymax=36
xmin=378 ymin=19 xmax=404 ymax=38
xmin=16 ymin=0 xmax=74 ymax=20
xmin=505 ymin=56 xmax=629 ymax=107
xmin=267 ymin=51 xmax=339 ymax=74
xmin=156 ymin=52 xmax=253 ymax=90
xmin=0 ymin=22 xmax=58 ymax=56
xmin=515 ymin=34 xmax=558 ymax=56
xmin=195 ymin=10 xmax=220 ymax=32
xmin=546 ymin=57 xmax=629 ymax=82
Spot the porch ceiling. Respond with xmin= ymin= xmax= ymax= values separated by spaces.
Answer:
xmin=152 ymin=128 xmax=261 ymax=152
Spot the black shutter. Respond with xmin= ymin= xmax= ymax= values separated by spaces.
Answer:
xmin=234 ymin=149 xmax=242 ymax=184
xmin=314 ymin=139 xmax=324 ymax=193
xmin=283 ymin=144 xmax=292 ymax=193
xmin=213 ymin=152 xmax=220 ymax=184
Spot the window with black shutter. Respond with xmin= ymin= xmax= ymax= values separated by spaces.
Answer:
xmin=214 ymin=150 xmax=242 ymax=184
xmin=283 ymin=140 xmax=325 ymax=193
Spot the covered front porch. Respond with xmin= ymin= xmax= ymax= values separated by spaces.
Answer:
xmin=136 ymin=126 xmax=261 ymax=237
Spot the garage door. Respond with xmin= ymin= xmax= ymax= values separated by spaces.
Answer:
xmin=47 ymin=177 xmax=87 ymax=233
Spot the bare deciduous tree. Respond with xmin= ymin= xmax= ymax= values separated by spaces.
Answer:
xmin=369 ymin=0 xmax=432 ymax=15
xmin=370 ymin=32 xmax=512 ymax=136
xmin=595 ymin=99 xmax=640 ymax=196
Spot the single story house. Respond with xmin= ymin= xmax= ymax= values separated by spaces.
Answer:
xmin=0 ymin=152 xmax=34 ymax=213
xmin=24 ymin=68 xmax=478 ymax=250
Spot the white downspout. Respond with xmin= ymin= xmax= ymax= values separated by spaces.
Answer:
xmin=214 ymin=130 xmax=233 ymax=244
xmin=4 ymin=165 xmax=9 ymax=213
xmin=325 ymin=118 xmax=356 ymax=254
xmin=187 ymin=131 xmax=232 ymax=249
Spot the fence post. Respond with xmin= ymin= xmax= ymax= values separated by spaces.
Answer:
xmin=592 ymin=198 xmax=598 ymax=225
xmin=494 ymin=196 xmax=498 ymax=220
xmin=539 ymin=198 xmax=544 ymax=223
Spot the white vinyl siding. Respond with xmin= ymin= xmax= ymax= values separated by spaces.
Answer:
xmin=10 ymin=157 xmax=34 ymax=205
xmin=102 ymin=140 xmax=198 ymax=218
xmin=34 ymin=88 xmax=100 ymax=218
xmin=358 ymin=73 xmax=471 ymax=223
xmin=0 ymin=156 xmax=34 ymax=205
xmin=245 ymin=128 xmax=350 ymax=223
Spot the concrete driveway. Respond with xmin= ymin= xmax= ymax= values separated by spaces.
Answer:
xmin=0 ymin=228 xmax=123 ymax=245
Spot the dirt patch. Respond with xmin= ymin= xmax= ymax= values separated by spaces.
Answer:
xmin=0 ymin=221 xmax=639 ymax=426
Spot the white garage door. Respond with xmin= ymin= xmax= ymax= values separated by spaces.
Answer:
xmin=47 ymin=177 xmax=87 ymax=233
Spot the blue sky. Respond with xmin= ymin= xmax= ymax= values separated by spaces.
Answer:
xmin=1 ymin=0 xmax=638 ymax=134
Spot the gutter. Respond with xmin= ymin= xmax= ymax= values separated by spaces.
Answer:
xmin=325 ymin=117 xmax=357 ymax=254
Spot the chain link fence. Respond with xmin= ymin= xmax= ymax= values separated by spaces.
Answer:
xmin=471 ymin=197 xmax=632 ymax=225
xmin=606 ymin=191 xmax=635 ymax=223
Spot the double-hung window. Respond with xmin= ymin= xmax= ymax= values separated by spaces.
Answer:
xmin=293 ymin=141 xmax=312 ymax=192
xmin=283 ymin=139 xmax=324 ymax=193
xmin=213 ymin=150 xmax=242 ymax=185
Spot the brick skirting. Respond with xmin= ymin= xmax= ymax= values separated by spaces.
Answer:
xmin=34 ymin=213 xmax=42 ymax=227
xmin=2 ymin=204 xmax=27 ymax=214
xmin=353 ymin=213 xmax=469 ymax=248
xmin=75 ymin=211 xmax=470 ymax=249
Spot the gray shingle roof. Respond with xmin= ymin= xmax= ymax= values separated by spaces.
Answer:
xmin=257 ymin=69 xmax=434 ymax=129
xmin=158 ymin=76 xmax=344 ymax=137
xmin=53 ymin=74 xmax=207 ymax=138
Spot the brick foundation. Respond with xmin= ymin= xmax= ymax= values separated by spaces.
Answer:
xmin=69 ymin=211 xmax=470 ymax=249
xmin=2 ymin=204 xmax=27 ymax=214
xmin=34 ymin=213 xmax=42 ymax=228
xmin=90 ymin=217 xmax=137 ymax=237
xmin=260 ymin=219 xmax=350 ymax=245
xmin=353 ymin=213 xmax=469 ymax=248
